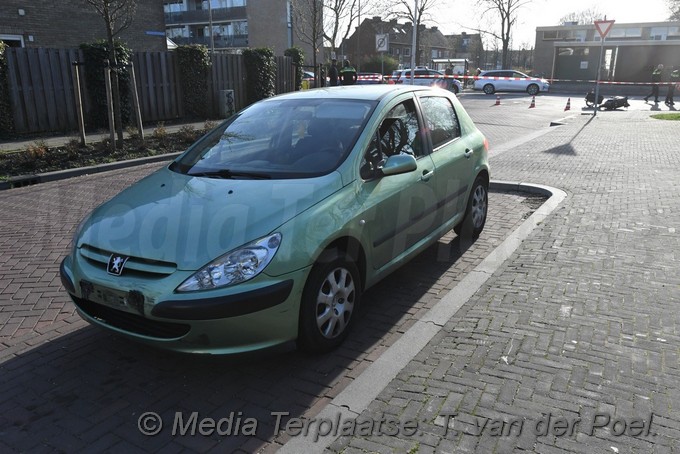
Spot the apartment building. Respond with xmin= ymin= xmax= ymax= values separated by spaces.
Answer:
xmin=163 ymin=0 xmax=315 ymax=59
xmin=0 ymin=0 xmax=166 ymax=51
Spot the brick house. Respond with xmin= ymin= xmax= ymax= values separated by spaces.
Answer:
xmin=341 ymin=17 xmax=457 ymax=69
xmin=0 ymin=0 xmax=166 ymax=51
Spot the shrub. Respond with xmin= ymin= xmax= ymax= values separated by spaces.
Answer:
xmin=243 ymin=48 xmax=276 ymax=105
xmin=176 ymin=45 xmax=212 ymax=119
xmin=152 ymin=122 xmax=169 ymax=148
xmin=203 ymin=119 xmax=218 ymax=133
xmin=359 ymin=55 xmax=399 ymax=75
xmin=285 ymin=46 xmax=305 ymax=91
xmin=25 ymin=140 xmax=49 ymax=160
xmin=80 ymin=40 xmax=133 ymax=130
xmin=177 ymin=125 xmax=200 ymax=144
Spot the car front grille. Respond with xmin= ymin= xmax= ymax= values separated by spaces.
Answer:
xmin=72 ymin=295 xmax=191 ymax=339
xmin=79 ymin=244 xmax=177 ymax=278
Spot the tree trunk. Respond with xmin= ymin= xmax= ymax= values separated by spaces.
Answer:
xmin=106 ymin=28 xmax=124 ymax=148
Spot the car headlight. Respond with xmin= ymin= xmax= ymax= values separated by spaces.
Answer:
xmin=176 ymin=233 xmax=282 ymax=292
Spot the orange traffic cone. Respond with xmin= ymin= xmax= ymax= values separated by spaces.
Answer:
xmin=529 ymin=96 xmax=536 ymax=108
xmin=564 ymin=98 xmax=571 ymax=111
xmin=495 ymin=95 xmax=501 ymax=106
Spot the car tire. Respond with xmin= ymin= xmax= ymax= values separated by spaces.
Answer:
xmin=527 ymin=84 xmax=539 ymax=96
xmin=454 ymin=176 xmax=488 ymax=239
xmin=451 ymin=83 xmax=459 ymax=94
xmin=483 ymin=84 xmax=495 ymax=95
xmin=297 ymin=249 xmax=361 ymax=353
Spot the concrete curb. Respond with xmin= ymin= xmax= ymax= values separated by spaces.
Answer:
xmin=0 ymin=152 xmax=181 ymax=190
xmin=277 ymin=181 xmax=568 ymax=454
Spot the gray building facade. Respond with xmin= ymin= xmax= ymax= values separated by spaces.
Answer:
xmin=534 ymin=21 xmax=680 ymax=82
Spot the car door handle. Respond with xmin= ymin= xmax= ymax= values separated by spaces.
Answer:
xmin=420 ymin=169 xmax=434 ymax=181
xmin=464 ymin=148 xmax=473 ymax=158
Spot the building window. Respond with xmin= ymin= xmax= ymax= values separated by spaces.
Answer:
xmin=0 ymin=34 xmax=24 ymax=47
xmin=404 ymin=47 xmax=410 ymax=57
xmin=608 ymin=27 xmax=641 ymax=38
xmin=544 ymin=29 xmax=588 ymax=41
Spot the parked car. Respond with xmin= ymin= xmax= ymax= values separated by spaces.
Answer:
xmin=356 ymin=72 xmax=386 ymax=84
xmin=391 ymin=67 xmax=464 ymax=94
xmin=473 ymin=70 xmax=550 ymax=95
xmin=302 ymin=70 xmax=329 ymax=88
xmin=61 ymin=85 xmax=489 ymax=355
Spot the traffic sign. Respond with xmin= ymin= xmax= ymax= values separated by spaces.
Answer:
xmin=594 ymin=20 xmax=615 ymax=39
xmin=376 ymin=34 xmax=389 ymax=52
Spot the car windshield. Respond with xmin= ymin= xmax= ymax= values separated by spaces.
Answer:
xmin=171 ymin=98 xmax=376 ymax=179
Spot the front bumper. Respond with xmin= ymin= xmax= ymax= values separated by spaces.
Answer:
xmin=61 ymin=255 xmax=308 ymax=354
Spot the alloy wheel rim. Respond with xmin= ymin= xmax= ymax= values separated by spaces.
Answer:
xmin=315 ymin=267 xmax=355 ymax=339
xmin=471 ymin=185 xmax=487 ymax=228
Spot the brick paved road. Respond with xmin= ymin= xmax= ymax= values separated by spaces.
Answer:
xmin=329 ymin=112 xmax=680 ymax=453
xmin=0 ymin=158 xmax=542 ymax=452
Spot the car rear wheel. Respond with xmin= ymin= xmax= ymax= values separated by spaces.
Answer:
xmin=451 ymin=83 xmax=459 ymax=94
xmin=527 ymin=84 xmax=539 ymax=96
xmin=297 ymin=249 xmax=361 ymax=353
xmin=454 ymin=176 xmax=488 ymax=239
xmin=483 ymin=84 xmax=495 ymax=95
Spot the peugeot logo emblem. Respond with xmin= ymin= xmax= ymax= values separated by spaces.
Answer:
xmin=107 ymin=254 xmax=130 ymax=276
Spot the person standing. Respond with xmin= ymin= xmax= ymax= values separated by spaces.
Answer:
xmin=644 ymin=64 xmax=664 ymax=103
xmin=328 ymin=58 xmax=339 ymax=87
xmin=665 ymin=66 xmax=679 ymax=106
xmin=340 ymin=59 xmax=357 ymax=86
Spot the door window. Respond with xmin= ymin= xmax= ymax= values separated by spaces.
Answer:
xmin=419 ymin=97 xmax=460 ymax=150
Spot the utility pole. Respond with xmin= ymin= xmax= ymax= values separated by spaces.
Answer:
xmin=409 ymin=0 xmax=418 ymax=84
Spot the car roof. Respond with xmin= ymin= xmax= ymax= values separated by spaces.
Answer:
xmin=268 ymin=84 xmax=447 ymax=102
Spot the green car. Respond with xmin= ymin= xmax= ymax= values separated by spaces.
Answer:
xmin=60 ymin=85 xmax=489 ymax=354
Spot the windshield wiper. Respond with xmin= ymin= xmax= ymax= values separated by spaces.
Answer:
xmin=188 ymin=169 xmax=271 ymax=180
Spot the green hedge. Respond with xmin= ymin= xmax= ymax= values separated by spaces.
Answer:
xmin=80 ymin=40 xmax=132 ymax=130
xmin=285 ymin=46 xmax=304 ymax=91
xmin=243 ymin=48 xmax=276 ymax=105
xmin=176 ymin=45 xmax=212 ymax=119
xmin=0 ymin=41 xmax=14 ymax=138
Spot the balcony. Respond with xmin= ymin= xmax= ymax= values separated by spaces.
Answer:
xmin=170 ymin=35 xmax=249 ymax=49
xmin=165 ymin=6 xmax=247 ymax=25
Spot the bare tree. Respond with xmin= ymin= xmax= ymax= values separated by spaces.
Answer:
xmin=84 ymin=0 xmax=137 ymax=148
xmin=475 ymin=0 xmax=532 ymax=70
xmin=323 ymin=0 xmax=371 ymax=57
xmin=558 ymin=7 xmax=603 ymax=25
xmin=292 ymin=0 xmax=324 ymax=70
xmin=376 ymin=0 xmax=442 ymax=66
xmin=668 ymin=0 xmax=680 ymax=20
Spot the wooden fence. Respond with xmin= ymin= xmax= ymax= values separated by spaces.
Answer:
xmin=4 ymin=47 xmax=296 ymax=134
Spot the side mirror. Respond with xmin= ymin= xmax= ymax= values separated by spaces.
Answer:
xmin=381 ymin=154 xmax=417 ymax=176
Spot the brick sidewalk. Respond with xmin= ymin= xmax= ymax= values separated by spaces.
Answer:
xmin=0 ymin=161 xmax=543 ymax=452
xmin=328 ymin=112 xmax=680 ymax=453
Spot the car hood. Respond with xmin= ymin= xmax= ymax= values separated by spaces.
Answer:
xmin=77 ymin=167 xmax=343 ymax=270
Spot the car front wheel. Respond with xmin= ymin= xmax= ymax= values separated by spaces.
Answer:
xmin=483 ymin=84 xmax=495 ymax=95
xmin=297 ymin=249 xmax=361 ymax=353
xmin=454 ymin=176 xmax=488 ymax=239
xmin=527 ymin=84 xmax=539 ymax=96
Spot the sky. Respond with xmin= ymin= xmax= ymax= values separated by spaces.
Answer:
xmin=431 ymin=0 xmax=672 ymax=48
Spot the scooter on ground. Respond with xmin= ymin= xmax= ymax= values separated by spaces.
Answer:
xmin=585 ymin=90 xmax=630 ymax=110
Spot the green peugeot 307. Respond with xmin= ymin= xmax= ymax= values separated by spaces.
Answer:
xmin=60 ymin=85 xmax=489 ymax=354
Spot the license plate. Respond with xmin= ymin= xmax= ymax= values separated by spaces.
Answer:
xmin=90 ymin=285 xmax=136 ymax=314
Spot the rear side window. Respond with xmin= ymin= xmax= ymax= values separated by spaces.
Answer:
xmin=419 ymin=96 xmax=461 ymax=149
